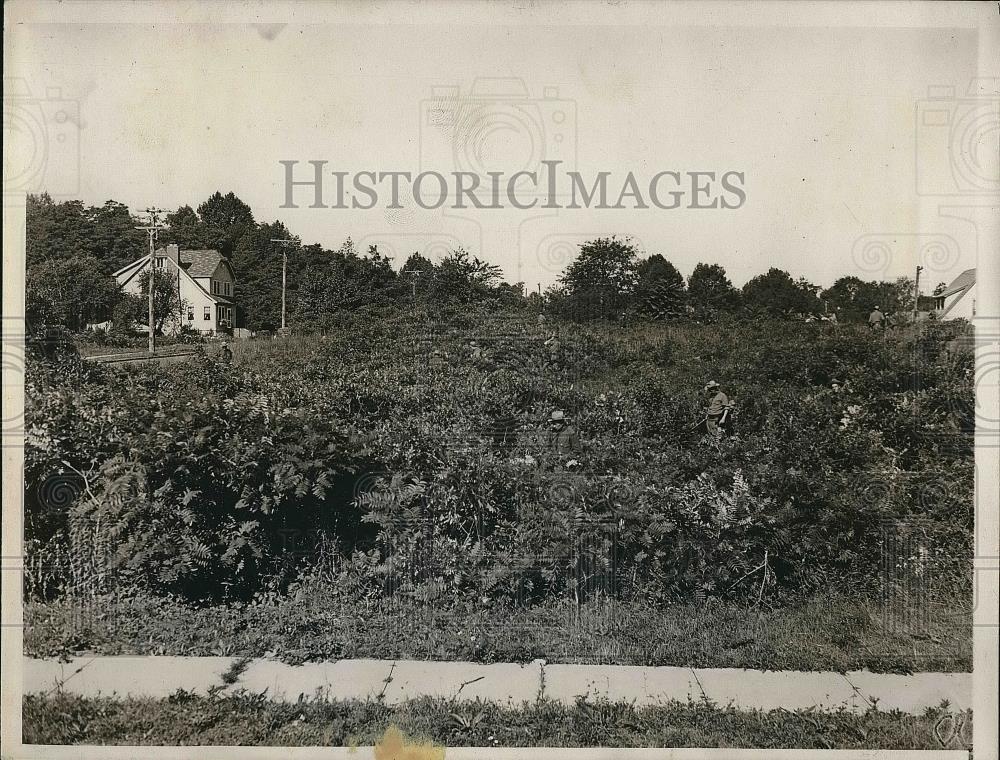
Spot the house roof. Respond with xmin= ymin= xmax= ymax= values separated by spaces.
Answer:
xmin=938 ymin=268 xmax=975 ymax=298
xmin=117 ymin=249 xmax=234 ymax=305
xmin=153 ymin=248 xmax=228 ymax=278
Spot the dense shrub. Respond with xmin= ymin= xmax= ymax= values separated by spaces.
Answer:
xmin=24 ymin=310 xmax=974 ymax=605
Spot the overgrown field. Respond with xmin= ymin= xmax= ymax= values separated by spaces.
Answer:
xmin=22 ymin=692 xmax=972 ymax=750
xmin=24 ymin=308 xmax=974 ymax=665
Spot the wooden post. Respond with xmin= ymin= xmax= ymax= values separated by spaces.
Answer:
xmin=135 ymin=208 xmax=166 ymax=354
xmin=270 ymin=237 xmax=299 ymax=335
xmin=147 ymin=229 xmax=155 ymax=353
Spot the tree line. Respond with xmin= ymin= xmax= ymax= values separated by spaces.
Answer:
xmin=24 ymin=192 xmax=926 ymax=333
xmin=549 ymin=236 xmax=923 ymax=324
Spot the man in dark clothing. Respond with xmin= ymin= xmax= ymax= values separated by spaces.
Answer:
xmin=220 ymin=341 xmax=233 ymax=363
xmin=548 ymin=409 xmax=579 ymax=456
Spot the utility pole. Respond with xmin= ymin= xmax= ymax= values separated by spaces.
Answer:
xmin=409 ymin=267 xmax=426 ymax=299
xmin=270 ymin=236 xmax=299 ymax=334
xmin=913 ymin=265 xmax=923 ymax=323
xmin=135 ymin=208 xmax=167 ymax=354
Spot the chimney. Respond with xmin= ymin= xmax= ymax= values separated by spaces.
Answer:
xmin=166 ymin=244 xmax=180 ymax=265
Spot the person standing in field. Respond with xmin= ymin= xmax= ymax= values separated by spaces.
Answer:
xmin=220 ymin=341 xmax=233 ymax=363
xmin=703 ymin=380 xmax=730 ymax=437
xmin=868 ymin=306 xmax=885 ymax=331
xmin=548 ymin=409 xmax=579 ymax=461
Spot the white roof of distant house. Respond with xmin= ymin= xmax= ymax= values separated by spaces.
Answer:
xmin=112 ymin=246 xmax=235 ymax=305
xmin=113 ymin=247 xmax=231 ymax=278
xmin=938 ymin=268 xmax=975 ymax=298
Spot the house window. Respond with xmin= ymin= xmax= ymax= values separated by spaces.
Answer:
xmin=187 ymin=306 xmax=194 ymax=321
xmin=203 ymin=306 xmax=211 ymax=321
xmin=155 ymin=257 xmax=164 ymax=268
xmin=211 ymin=281 xmax=217 ymax=294
xmin=224 ymin=282 xmax=231 ymax=296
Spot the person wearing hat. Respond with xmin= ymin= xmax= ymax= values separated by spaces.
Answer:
xmin=868 ymin=306 xmax=885 ymax=331
xmin=703 ymin=381 xmax=730 ymax=437
xmin=219 ymin=340 xmax=233 ymax=364
xmin=548 ymin=409 xmax=579 ymax=456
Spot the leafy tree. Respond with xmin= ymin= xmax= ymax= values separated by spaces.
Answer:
xmin=634 ymin=254 xmax=687 ymax=320
xmin=26 ymin=194 xmax=96 ymax=269
xmin=133 ymin=269 xmax=186 ymax=335
xmin=879 ymin=277 xmax=916 ymax=316
xmin=26 ymin=255 xmax=122 ymax=330
xmin=197 ymin=191 xmax=254 ymax=246
xmin=87 ymin=201 xmax=146 ymax=273
xmin=558 ymin=236 xmax=639 ymax=320
xmin=821 ymin=276 xmax=914 ymax=323
xmin=687 ymin=263 xmax=741 ymax=317
xmin=433 ymin=248 xmax=503 ymax=304
xmin=401 ymin=252 xmax=436 ymax=300
xmin=289 ymin=239 xmax=403 ymax=329
xmin=742 ymin=268 xmax=822 ymax=317
xmin=229 ymin=221 xmax=296 ymax=331
xmin=161 ymin=205 xmax=221 ymax=250
xmin=401 ymin=252 xmax=435 ymax=276
xmin=26 ymin=195 xmax=145 ymax=275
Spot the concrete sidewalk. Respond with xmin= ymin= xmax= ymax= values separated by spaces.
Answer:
xmin=22 ymin=656 xmax=971 ymax=715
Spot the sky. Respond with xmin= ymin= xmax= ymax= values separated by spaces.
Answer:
xmin=4 ymin=4 xmax=992 ymax=293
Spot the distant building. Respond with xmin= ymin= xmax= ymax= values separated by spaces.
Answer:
xmin=932 ymin=268 xmax=976 ymax=320
xmin=113 ymin=244 xmax=236 ymax=334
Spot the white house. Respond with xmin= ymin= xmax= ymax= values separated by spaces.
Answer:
xmin=933 ymin=268 xmax=976 ymax=320
xmin=114 ymin=244 xmax=237 ymax=334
